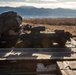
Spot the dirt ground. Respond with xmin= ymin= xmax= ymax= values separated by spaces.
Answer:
xmin=23 ymin=23 xmax=76 ymax=34
xmin=22 ymin=23 xmax=76 ymax=40
xmin=22 ymin=18 xmax=76 ymax=40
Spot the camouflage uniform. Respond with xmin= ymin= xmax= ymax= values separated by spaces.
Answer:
xmin=0 ymin=11 xmax=22 ymax=48
xmin=0 ymin=11 xmax=52 ymax=48
xmin=14 ymin=39 xmax=31 ymax=48
xmin=41 ymin=38 xmax=53 ymax=48
xmin=0 ymin=11 xmax=22 ymax=34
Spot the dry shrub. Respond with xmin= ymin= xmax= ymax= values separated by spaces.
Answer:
xmin=23 ymin=18 xmax=76 ymax=25
xmin=22 ymin=18 xmax=76 ymax=40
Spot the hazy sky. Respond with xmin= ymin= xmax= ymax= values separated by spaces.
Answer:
xmin=0 ymin=0 xmax=76 ymax=9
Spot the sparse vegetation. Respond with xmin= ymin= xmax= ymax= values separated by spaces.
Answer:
xmin=23 ymin=18 xmax=76 ymax=40
xmin=23 ymin=18 xmax=76 ymax=25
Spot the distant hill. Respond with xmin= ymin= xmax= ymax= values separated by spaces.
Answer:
xmin=0 ymin=6 xmax=76 ymax=18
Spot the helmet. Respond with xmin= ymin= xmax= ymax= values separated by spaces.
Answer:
xmin=0 ymin=11 xmax=22 ymax=35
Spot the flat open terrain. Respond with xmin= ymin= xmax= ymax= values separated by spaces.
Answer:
xmin=23 ymin=18 xmax=76 ymax=40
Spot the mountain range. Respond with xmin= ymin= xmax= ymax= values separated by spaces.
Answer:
xmin=0 ymin=6 xmax=76 ymax=18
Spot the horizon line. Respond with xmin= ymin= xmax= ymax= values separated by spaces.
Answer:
xmin=0 ymin=5 xmax=76 ymax=10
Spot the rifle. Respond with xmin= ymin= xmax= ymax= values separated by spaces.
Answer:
xmin=0 ymin=24 xmax=76 ymax=48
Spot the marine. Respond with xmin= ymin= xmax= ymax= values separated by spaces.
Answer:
xmin=0 ymin=11 xmax=52 ymax=48
xmin=0 ymin=11 xmax=22 ymax=48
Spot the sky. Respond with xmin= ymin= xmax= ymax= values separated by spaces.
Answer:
xmin=0 ymin=0 xmax=76 ymax=9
